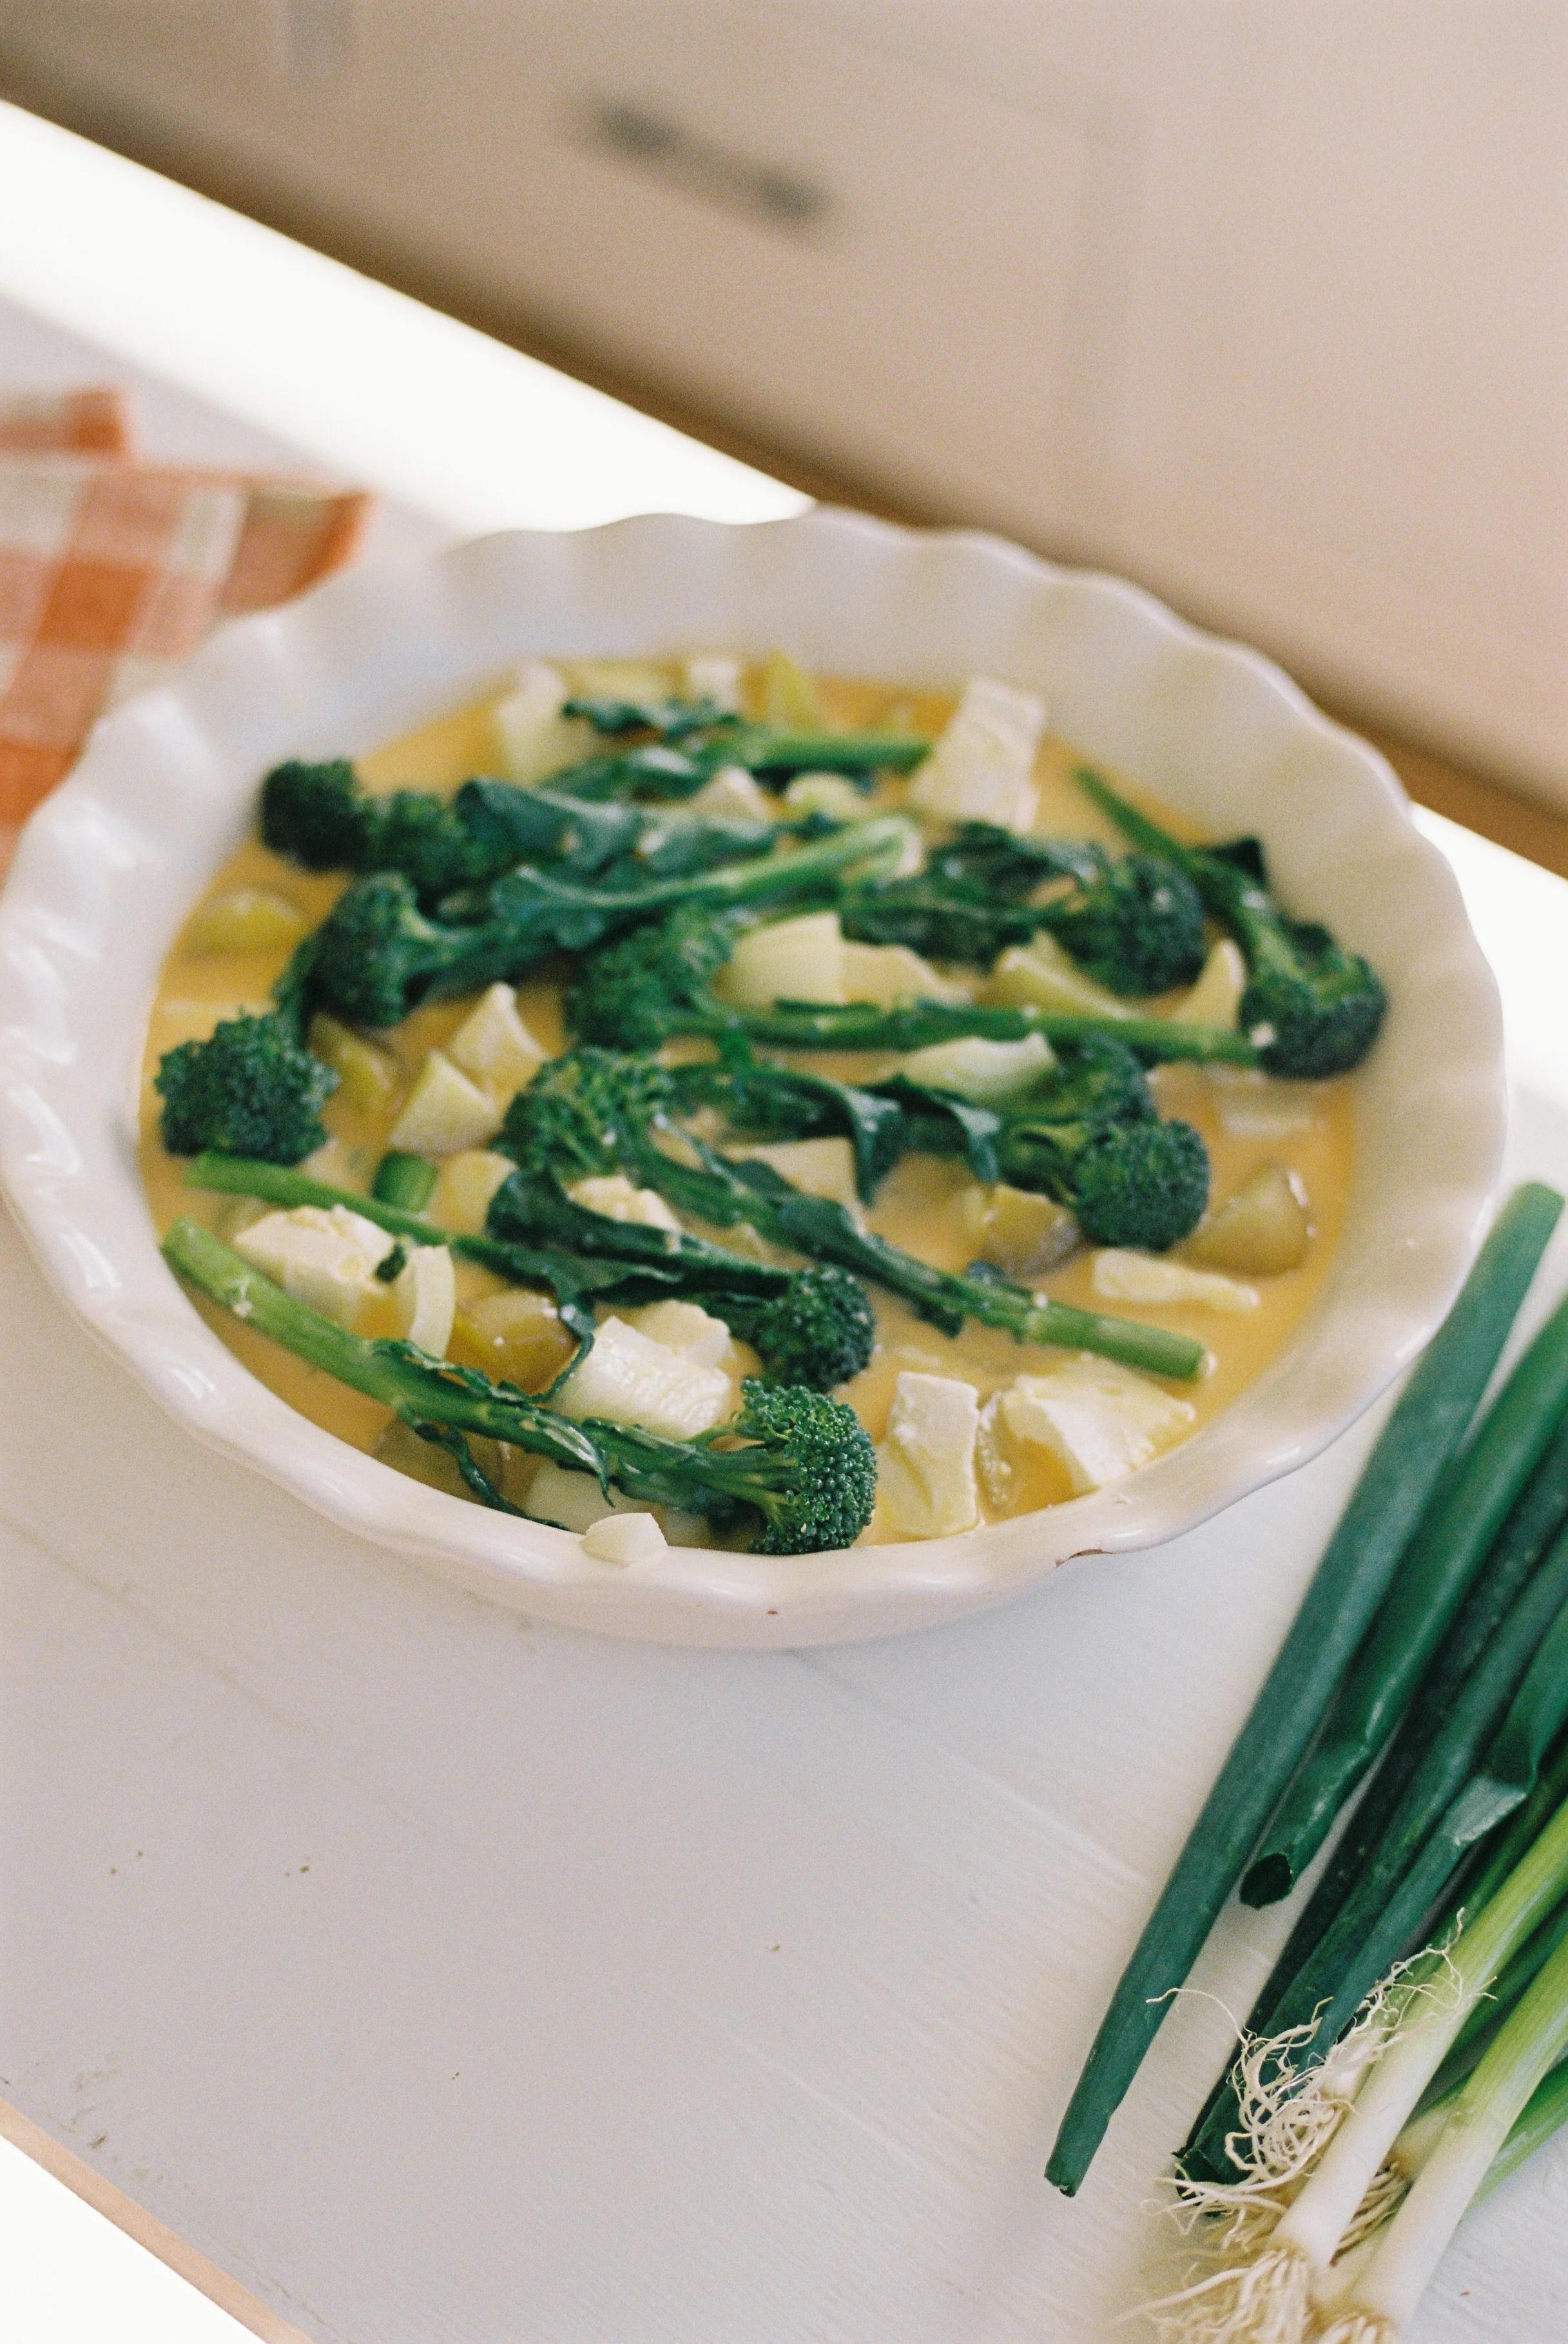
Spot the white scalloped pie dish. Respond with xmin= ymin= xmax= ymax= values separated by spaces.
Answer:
xmin=0 ymin=509 xmax=1505 ymax=1646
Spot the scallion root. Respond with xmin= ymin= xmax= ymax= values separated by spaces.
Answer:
xmin=1312 ymin=2319 xmax=1396 ymax=2344
xmin=1138 ymin=2243 xmax=1312 ymax=2344
xmin=1333 ymin=2159 xmax=1408 ymax=2258
xmin=1137 ymin=1974 xmax=1425 ymax=2341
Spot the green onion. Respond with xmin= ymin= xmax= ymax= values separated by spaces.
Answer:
xmin=1473 ymin=2055 xmax=1568 ymax=2204
xmin=1322 ymin=1903 xmax=1568 ymax=2332
xmin=1168 ymin=1785 xmax=1568 ymax=2329
xmin=1043 ymin=1183 xmax=1563 ymax=2194
xmin=1449 ymin=1732 xmax=1568 ymax=1929
xmin=1183 ymin=1408 xmax=1568 ymax=2178
xmin=1420 ymin=1900 xmax=1568 ymax=2109
xmin=1243 ymin=1400 xmax=1568 ymax=1958
xmin=371 ymin=1150 xmax=437 ymax=1211
xmin=1243 ymin=1286 xmax=1568 ymax=1910
xmin=1188 ymin=1519 xmax=1568 ymax=2181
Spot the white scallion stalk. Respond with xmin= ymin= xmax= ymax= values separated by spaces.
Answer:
xmin=1147 ymin=1794 xmax=1568 ymax=2340
xmin=1321 ymin=1923 xmax=1568 ymax=2336
xmin=1270 ymin=1792 xmax=1568 ymax=2280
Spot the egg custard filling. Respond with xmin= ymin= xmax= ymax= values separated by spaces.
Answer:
xmin=143 ymin=654 xmax=1370 ymax=1557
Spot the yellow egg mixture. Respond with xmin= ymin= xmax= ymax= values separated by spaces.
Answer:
xmin=140 ymin=668 xmax=1355 ymax=1540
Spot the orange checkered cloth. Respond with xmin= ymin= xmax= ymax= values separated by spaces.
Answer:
xmin=0 ymin=387 xmax=370 ymax=874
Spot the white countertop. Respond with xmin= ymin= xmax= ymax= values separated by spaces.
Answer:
xmin=1 ymin=108 xmax=1565 ymax=2344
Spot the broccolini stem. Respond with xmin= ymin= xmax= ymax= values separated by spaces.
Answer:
xmin=727 ymin=999 xmax=1257 ymax=1066
xmin=1073 ymin=767 xmax=1199 ymax=873
xmin=162 ymin=1219 xmax=864 ymax=1543
xmin=531 ymin=810 xmax=915 ymax=915
xmin=634 ymin=1143 xmax=1206 ymax=1380
xmin=731 ymin=728 xmax=929 ymax=774
xmin=1075 ymin=762 xmax=1300 ymax=958
xmin=187 ymin=1150 xmax=579 ymax=1289
xmin=162 ymin=1217 xmax=605 ymax=1470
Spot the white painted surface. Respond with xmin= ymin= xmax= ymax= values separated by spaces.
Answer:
xmin=0 ymin=226 xmax=1563 ymax=2342
xmin=0 ymin=102 xmax=806 ymax=536
xmin=0 ymin=2135 xmax=248 ymax=2344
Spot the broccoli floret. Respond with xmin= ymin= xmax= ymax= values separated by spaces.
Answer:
xmin=304 ymin=873 xmax=524 ymax=1027
xmin=710 ymin=1267 xmax=876 ymax=1391
xmin=1232 ymin=898 xmax=1389 ymax=1080
xmin=305 ymin=821 xmax=911 ymax=1029
xmin=998 ymin=1112 xmax=1209 ymax=1251
xmin=260 ymin=760 xmax=368 ymax=869
xmin=498 ymin=1047 xmax=675 ymax=1181
xmin=164 ymin=1219 xmax=880 ymax=1554
xmin=1077 ymin=771 xmax=1388 ymax=1075
xmin=261 ymin=757 xmax=782 ymax=900
xmin=1040 ymin=851 xmax=1207 ymax=997
xmin=262 ymin=759 xmax=495 ymax=893
xmin=839 ymin=826 xmax=1206 ymax=995
xmin=691 ymin=1380 xmax=878 ymax=1555
xmin=155 ymin=1011 xmax=338 ymax=1163
xmin=567 ymin=907 xmax=748 ymax=1048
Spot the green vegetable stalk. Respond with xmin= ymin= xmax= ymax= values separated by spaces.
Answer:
xmin=184 ymin=1152 xmax=876 ymax=1393
xmin=1044 ymin=1183 xmax=1564 ymax=2194
xmin=1241 ymin=1290 xmax=1568 ymax=1909
xmin=495 ymin=1051 xmax=1208 ymax=1381
xmin=1076 ymin=764 xmax=1388 ymax=1076
xmin=162 ymin=1219 xmax=878 ymax=1553
xmin=568 ymin=907 xmax=1258 ymax=1065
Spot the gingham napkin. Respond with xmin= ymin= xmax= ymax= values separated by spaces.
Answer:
xmin=0 ymin=387 xmax=369 ymax=873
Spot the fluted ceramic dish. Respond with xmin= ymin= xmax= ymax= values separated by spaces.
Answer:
xmin=0 ymin=510 xmax=1505 ymax=1646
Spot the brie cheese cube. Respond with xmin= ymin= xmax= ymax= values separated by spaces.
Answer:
xmin=568 ymin=1173 xmax=681 ymax=1233
xmin=427 ymin=1148 xmax=514 ymax=1236
xmin=908 ymin=677 xmax=1045 ymax=833
xmin=1091 ymin=1249 xmax=1259 ymax=1314
xmin=490 ymin=659 xmax=593 ymax=787
xmin=234 ymin=1204 xmax=395 ymax=1328
xmin=896 ymin=1031 xmax=1054 ymax=1104
xmin=388 ymin=1050 xmax=503 ymax=1155
xmin=445 ymin=984 xmax=545 ymax=1103
xmin=627 ymin=1299 xmax=732 ymax=1369
xmin=1177 ymin=938 xmax=1246 ymax=1029
xmin=524 ymin=1462 xmax=642 ymax=1534
xmin=392 ymin=1243 xmax=457 ymax=1355
xmin=733 ymin=1135 xmax=859 ymax=1206
xmin=552 ymin=1317 xmax=733 ymax=1440
xmin=1000 ymin=1358 xmax=1195 ymax=1495
xmin=985 ymin=935 xmax=1134 ymax=1020
xmin=840 ymin=940 xmax=966 ymax=1009
xmin=683 ymin=654 xmax=744 ymax=713
xmin=582 ymin=1511 xmax=669 ymax=1565
xmin=877 ymin=1371 xmax=982 ymax=1538
xmin=713 ymin=910 xmax=846 ymax=1007
xmin=680 ymin=764 xmax=775 ymax=823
